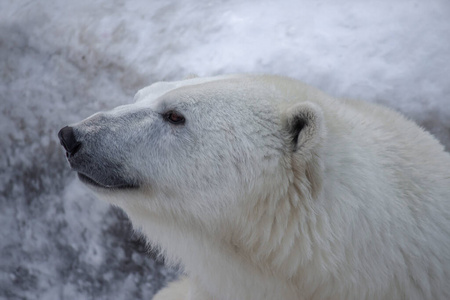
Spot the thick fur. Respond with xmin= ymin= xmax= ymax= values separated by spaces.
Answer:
xmin=66 ymin=74 xmax=450 ymax=300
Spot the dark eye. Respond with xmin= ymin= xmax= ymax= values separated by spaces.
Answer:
xmin=163 ymin=110 xmax=185 ymax=125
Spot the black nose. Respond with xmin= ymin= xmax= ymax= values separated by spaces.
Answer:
xmin=58 ymin=126 xmax=81 ymax=156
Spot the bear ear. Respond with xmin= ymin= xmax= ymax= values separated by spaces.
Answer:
xmin=282 ymin=102 xmax=325 ymax=152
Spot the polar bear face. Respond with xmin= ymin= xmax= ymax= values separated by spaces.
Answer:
xmin=60 ymin=75 xmax=324 ymax=228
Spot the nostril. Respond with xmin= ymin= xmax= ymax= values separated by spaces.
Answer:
xmin=58 ymin=126 xmax=81 ymax=156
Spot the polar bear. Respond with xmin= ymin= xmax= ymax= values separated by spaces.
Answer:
xmin=58 ymin=74 xmax=450 ymax=300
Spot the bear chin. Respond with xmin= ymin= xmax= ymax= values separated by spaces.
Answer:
xmin=77 ymin=172 xmax=139 ymax=190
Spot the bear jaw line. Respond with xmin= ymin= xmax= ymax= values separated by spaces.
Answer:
xmin=77 ymin=172 xmax=139 ymax=190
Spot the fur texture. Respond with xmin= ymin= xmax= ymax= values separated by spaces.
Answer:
xmin=63 ymin=74 xmax=450 ymax=300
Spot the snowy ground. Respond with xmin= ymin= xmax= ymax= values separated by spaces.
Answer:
xmin=1 ymin=0 xmax=449 ymax=299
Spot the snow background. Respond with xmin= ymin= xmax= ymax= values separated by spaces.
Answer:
xmin=1 ymin=0 xmax=449 ymax=299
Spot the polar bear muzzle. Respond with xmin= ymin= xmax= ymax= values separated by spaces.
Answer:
xmin=58 ymin=125 xmax=139 ymax=190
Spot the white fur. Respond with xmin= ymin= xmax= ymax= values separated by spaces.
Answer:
xmin=75 ymin=74 xmax=450 ymax=300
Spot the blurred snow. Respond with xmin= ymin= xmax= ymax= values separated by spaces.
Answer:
xmin=1 ymin=0 xmax=449 ymax=299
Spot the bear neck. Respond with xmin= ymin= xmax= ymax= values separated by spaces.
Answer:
xmin=229 ymin=150 xmax=332 ymax=281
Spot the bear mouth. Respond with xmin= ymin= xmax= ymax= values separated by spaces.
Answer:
xmin=77 ymin=172 xmax=139 ymax=190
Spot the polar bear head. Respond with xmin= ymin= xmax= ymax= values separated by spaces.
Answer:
xmin=59 ymin=74 xmax=450 ymax=300
xmin=58 ymin=74 xmax=326 ymax=238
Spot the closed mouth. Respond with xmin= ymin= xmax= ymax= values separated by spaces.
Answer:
xmin=77 ymin=173 xmax=139 ymax=190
